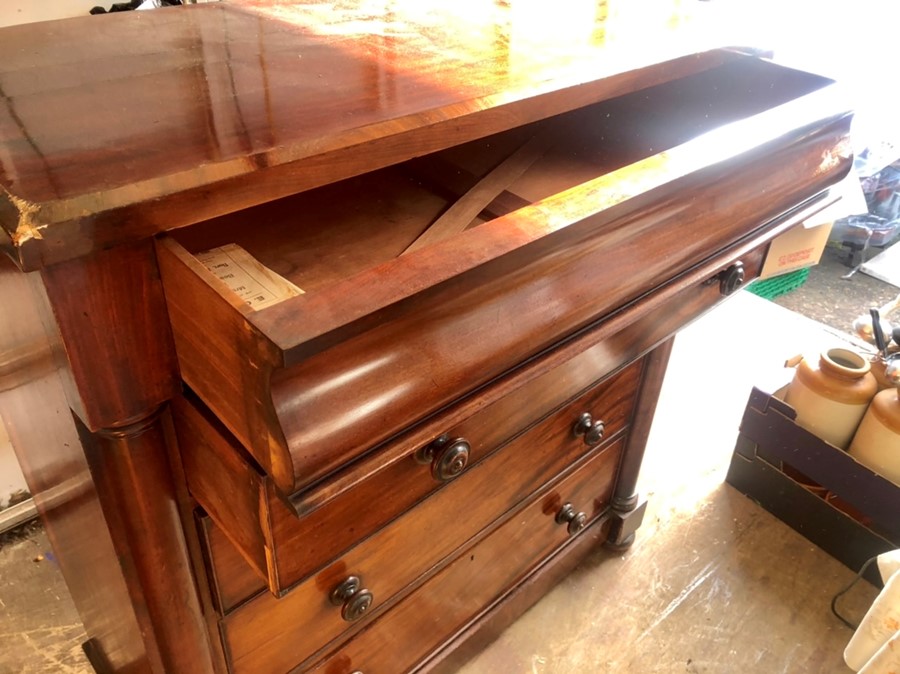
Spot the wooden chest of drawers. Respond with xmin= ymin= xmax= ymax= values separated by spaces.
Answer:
xmin=0 ymin=3 xmax=853 ymax=673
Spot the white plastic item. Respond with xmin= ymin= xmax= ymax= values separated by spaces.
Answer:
xmin=857 ymin=629 xmax=900 ymax=674
xmin=845 ymin=570 xmax=900 ymax=670
xmin=877 ymin=550 xmax=900 ymax=583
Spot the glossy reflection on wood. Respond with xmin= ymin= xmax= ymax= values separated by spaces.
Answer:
xmin=1 ymin=244 xmax=215 ymax=671
xmin=308 ymin=442 xmax=622 ymax=674
xmin=0 ymin=1 xmax=736 ymax=270
xmin=176 ymin=360 xmax=641 ymax=594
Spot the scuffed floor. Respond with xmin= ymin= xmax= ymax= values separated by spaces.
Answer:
xmin=458 ymin=292 xmax=881 ymax=674
xmin=0 ymin=526 xmax=88 ymax=673
xmin=458 ymin=488 xmax=875 ymax=673
xmin=0 ymin=293 xmax=886 ymax=673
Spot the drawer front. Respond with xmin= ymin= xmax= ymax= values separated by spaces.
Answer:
xmin=309 ymin=437 xmax=625 ymax=674
xmin=197 ymin=515 xmax=265 ymax=614
xmin=263 ymin=358 xmax=640 ymax=591
xmin=180 ymin=354 xmax=640 ymax=597
xmin=221 ymin=388 xmax=632 ymax=672
xmin=267 ymin=123 xmax=846 ymax=494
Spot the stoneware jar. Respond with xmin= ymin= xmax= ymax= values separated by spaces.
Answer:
xmin=849 ymin=359 xmax=900 ymax=486
xmin=871 ymin=354 xmax=900 ymax=391
xmin=785 ymin=347 xmax=878 ymax=449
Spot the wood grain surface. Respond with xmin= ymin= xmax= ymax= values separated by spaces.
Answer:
xmin=307 ymin=439 xmax=623 ymax=674
xmin=0 ymin=1 xmax=736 ymax=270
xmin=222 ymin=404 xmax=627 ymax=672
xmin=0 ymin=255 xmax=150 ymax=673
xmin=0 ymin=6 xmax=861 ymax=674
xmin=19 ymin=243 xmax=213 ymax=672
xmin=177 ymin=358 xmax=640 ymax=595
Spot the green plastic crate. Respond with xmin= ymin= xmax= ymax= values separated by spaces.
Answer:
xmin=746 ymin=267 xmax=810 ymax=300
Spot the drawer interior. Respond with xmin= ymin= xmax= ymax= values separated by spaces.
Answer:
xmin=170 ymin=58 xmax=828 ymax=293
xmin=159 ymin=54 xmax=849 ymax=498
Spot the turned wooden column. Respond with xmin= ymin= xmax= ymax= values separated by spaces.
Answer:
xmin=606 ymin=337 xmax=675 ymax=550
xmin=35 ymin=242 xmax=215 ymax=673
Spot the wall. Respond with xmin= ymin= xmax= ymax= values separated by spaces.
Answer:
xmin=0 ymin=1 xmax=101 ymax=28
xmin=0 ymin=415 xmax=28 ymax=508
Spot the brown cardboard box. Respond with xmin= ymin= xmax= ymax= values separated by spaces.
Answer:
xmin=758 ymin=221 xmax=833 ymax=279
xmin=727 ymin=386 xmax=900 ymax=586
xmin=758 ymin=170 xmax=868 ymax=279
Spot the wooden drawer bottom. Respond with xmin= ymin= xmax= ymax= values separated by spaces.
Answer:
xmin=306 ymin=437 xmax=624 ymax=674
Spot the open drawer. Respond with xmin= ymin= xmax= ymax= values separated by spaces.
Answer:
xmin=156 ymin=56 xmax=852 ymax=500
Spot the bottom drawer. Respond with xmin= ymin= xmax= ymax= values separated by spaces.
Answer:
xmin=307 ymin=437 xmax=624 ymax=674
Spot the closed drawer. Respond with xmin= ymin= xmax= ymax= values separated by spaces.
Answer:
xmin=177 ymin=351 xmax=641 ymax=596
xmin=196 ymin=515 xmax=265 ymax=615
xmin=157 ymin=57 xmax=850 ymax=500
xmin=309 ymin=438 xmax=623 ymax=674
xmin=219 ymin=385 xmax=630 ymax=672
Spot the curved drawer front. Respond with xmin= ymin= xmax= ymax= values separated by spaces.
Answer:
xmin=158 ymin=58 xmax=851 ymax=496
xmin=223 ymin=434 xmax=622 ymax=674
xmin=264 ymin=357 xmax=639 ymax=592
xmin=220 ymin=393 xmax=628 ymax=672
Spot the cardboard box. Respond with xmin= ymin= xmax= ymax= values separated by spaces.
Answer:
xmin=758 ymin=170 xmax=869 ymax=280
xmin=759 ymin=221 xmax=833 ymax=279
xmin=726 ymin=387 xmax=900 ymax=586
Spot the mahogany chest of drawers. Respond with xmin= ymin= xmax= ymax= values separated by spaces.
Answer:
xmin=0 ymin=3 xmax=852 ymax=673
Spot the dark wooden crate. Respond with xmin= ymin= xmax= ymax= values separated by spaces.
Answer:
xmin=726 ymin=387 xmax=900 ymax=586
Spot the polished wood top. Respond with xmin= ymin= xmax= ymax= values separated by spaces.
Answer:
xmin=0 ymin=1 xmax=740 ymax=270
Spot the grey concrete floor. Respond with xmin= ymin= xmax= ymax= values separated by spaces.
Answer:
xmin=773 ymin=243 xmax=898 ymax=333
xmin=0 ymin=524 xmax=87 ymax=673
xmin=0 ymin=278 xmax=894 ymax=673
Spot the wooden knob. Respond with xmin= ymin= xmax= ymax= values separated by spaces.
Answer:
xmin=556 ymin=503 xmax=587 ymax=535
xmin=718 ymin=262 xmax=745 ymax=296
xmin=415 ymin=435 xmax=471 ymax=482
xmin=572 ymin=413 xmax=604 ymax=446
xmin=329 ymin=576 xmax=374 ymax=622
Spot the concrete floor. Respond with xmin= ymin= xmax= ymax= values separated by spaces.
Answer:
xmin=0 ymin=289 xmax=886 ymax=673
xmin=774 ymin=243 xmax=898 ymax=334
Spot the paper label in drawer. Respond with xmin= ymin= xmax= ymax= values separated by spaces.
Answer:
xmin=197 ymin=244 xmax=304 ymax=310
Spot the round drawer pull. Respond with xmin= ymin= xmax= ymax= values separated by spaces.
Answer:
xmin=556 ymin=503 xmax=587 ymax=536
xmin=572 ymin=413 xmax=605 ymax=446
xmin=415 ymin=434 xmax=471 ymax=482
xmin=329 ymin=576 xmax=374 ymax=622
xmin=718 ymin=261 xmax=745 ymax=296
